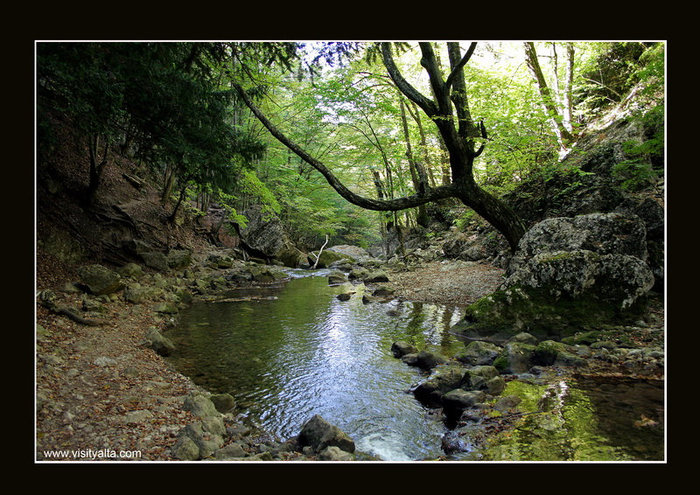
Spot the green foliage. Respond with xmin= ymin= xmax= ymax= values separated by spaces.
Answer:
xmin=236 ymin=169 xmax=281 ymax=220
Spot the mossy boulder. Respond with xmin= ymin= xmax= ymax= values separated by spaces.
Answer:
xmin=310 ymin=250 xmax=353 ymax=268
xmin=455 ymin=213 xmax=655 ymax=340
xmin=493 ymin=342 xmax=536 ymax=374
xmin=391 ymin=341 xmax=418 ymax=358
xmin=455 ymin=340 xmax=503 ymax=366
xmin=327 ymin=270 xmax=347 ymax=285
xmin=77 ymin=264 xmax=123 ymax=296
xmin=298 ymin=414 xmax=355 ymax=454
xmin=460 ymin=365 xmax=500 ymax=390
xmin=167 ymin=249 xmax=192 ymax=269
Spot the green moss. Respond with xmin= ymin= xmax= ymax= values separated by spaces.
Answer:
xmin=500 ymin=380 xmax=547 ymax=414
xmin=457 ymin=285 xmax=646 ymax=340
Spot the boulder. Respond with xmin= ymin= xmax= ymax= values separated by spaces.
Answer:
xmin=209 ymin=393 xmax=236 ymax=413
xmin=140 ymin=251 xmax=169 ymax=272
xmin=327 ymin=270 xmax=347 ymax=285
xmin=413 ymin=350 xmax=448 ymax=370
xmin=318 ymin=446 xmax=355 ymax=461
xmin=238 ymin=205 xmax=292 ymax=260
xmin=77 ymin=264 xmax=123 ymax=296
xmin=413 ymin=366 xmax=465 ymax=408
xmin=455 ymin=341 xmax=502 ymax=366
xmin=454 ymin=213 xmax=655 ymax=340
xmin=493 ymin=342 xmax=536 ymax=374
xmin=167 ymin=249 xmax=192 ymax=269
xmin=276 ymin=246 xmax=309 ymax=268
xmin=175 ymin=419 xmax=225 ymax=459
xmin=365 ymin=271 xmax=390 ymax=283
xmin=391 ymin=341 xmax=418 ymax=358
xmin=503 ymin=250 xmax=654 ymax=309
xmin=442 ymin=389 xmax=486 ymax=419
xmin=310 ymin=249 xmax=353 ymax=269
xmin=144 ymin=327 xmax=176 ymax=357
xmin=183 ymin=393 xmax=220 ymax=418
xmin=124 ymin=284 xmax=148 ymax=304
xmin=326 ymin=245 xmax=374 ymax=263
xmin=298 ymin=415 xmax=355 ymax=454
xmin=117 ymin=262 xmax=144 ymax=279
xmin=507 ymin=212 xmax=649 ymax=275
xmin=460 ymin=365 xmax=500 ymax=390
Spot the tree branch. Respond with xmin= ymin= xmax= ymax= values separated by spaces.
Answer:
xmin=380 ymin=43 xmax=439 ymax=118
xmin=232 ymin=82 xmax=458 ymax=212
xmin=445 ymin=42 xmax=477 ymax=91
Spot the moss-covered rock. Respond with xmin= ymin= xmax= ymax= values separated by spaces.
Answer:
xmin=310 ymin=249 xmax=353 ymax=268
xmin=77 ymin=264 xmax=123 ymax=296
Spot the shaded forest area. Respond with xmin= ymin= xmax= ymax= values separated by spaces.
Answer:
xmin=35 ymin=41 xmax=667 ymax=467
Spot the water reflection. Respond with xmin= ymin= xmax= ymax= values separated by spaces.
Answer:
xmin=168 ymin=274 xmax=465 ymax=460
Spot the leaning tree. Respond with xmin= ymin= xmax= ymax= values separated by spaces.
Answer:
xmin=232 ymin=42 xmax=527 ymax=250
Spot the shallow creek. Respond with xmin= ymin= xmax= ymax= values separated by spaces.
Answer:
xmin=167 ymin=270 xmax=664 ymax=461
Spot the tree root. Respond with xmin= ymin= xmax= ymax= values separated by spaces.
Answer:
xmin=38 ymin=291 xmax=105 ymax=327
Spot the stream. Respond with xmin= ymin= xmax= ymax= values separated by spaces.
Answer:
xmin=166 ymin=269 xmax=665 ymax=461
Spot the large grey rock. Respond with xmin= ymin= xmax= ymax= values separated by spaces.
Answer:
xmin=298 ymin=415 xmax=355 ymax=454
xmin=141 ymin=251 xmax=169 ymax=272
xmin=326 ymin=245 xmax=374 ymax=263
xmin=144 ymin=327 xmax=176 ymax=356
xmin=239 ymin=205 xmax=299 ymax=261
xmin=77 ymin=264 xmax=123 ymax=295
xmin=183 ymin=393 xmax=220 ymax=418
xmin=503 ymin=250 xmax=654 ymax=309
xmin=507 ymin=212 xmax=649 ymax=275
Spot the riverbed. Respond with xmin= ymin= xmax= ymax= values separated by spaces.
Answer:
xmin=166 ymin=269 xmax=665 ymax=461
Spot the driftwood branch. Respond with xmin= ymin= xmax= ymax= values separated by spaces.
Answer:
xmin=313 ymin=234 xmax=330 ymax=269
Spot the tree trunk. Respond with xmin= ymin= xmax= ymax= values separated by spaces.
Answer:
xmin=399 ymin=99 xmax=429 ymax=227
xmin=564 ymin=43 xmax=575 ymax=132
xmin=167 ymin=182 xmax=188 ymax=224
xmin=232 ymin=41 xmax=529 ymax=251
xmin=523 ymin=42 xmax=574 ymax=152
xmin=162 ymin=164 xmax=175 ymax=206
xmin=86 ymin=133 xmax=109 ymax=206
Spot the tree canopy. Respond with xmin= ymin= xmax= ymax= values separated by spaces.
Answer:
xmin=36 ymin=40 xmax=664 ymax=250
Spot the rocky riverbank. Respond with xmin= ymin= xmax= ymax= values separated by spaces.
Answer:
xmin=36 ymin=231 xmax=664 ymax=462
xmin=36 ymin=242 xmax=403 ymax=462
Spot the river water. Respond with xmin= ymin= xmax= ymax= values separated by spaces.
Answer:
xmin=166 ymin=269 xmax=665 ymax=461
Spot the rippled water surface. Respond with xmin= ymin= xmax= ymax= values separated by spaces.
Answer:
xmin=167 ymin=270 xmax=665 ymax=461
xmin=167 ymin=270 xmax=466 ymax=460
